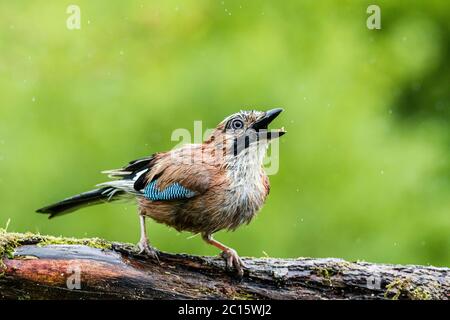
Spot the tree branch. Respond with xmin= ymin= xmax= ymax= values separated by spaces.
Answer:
xmin=0 ymin=231 xmax=448 ymax=300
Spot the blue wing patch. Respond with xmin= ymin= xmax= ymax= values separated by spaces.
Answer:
xmin=143 ymin=180 xmax=196 ymax=201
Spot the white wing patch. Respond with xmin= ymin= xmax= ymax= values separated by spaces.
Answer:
xmin=97 ymin=169 xmax=148 ymax=195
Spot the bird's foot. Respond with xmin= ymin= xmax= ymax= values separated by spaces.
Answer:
xmin=137 ymin=239 xmax=159 ymax=262
xmin=221 ymin=248 xmax=244 ymax=277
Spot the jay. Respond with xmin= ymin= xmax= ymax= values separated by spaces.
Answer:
xmin=37 ymin=108 xmax=285 ymax=275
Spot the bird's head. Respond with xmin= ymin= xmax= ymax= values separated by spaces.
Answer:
xmin=205 ymin=108 xmax=286 ymax=163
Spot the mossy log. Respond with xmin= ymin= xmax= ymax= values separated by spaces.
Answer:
xmin=0 ymin=231 xmax=449 ymax=300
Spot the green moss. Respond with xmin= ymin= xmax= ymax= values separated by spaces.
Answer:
xmin=337 ymin=261 xmax=353 ymax=269
xmin=384 ymin=279 xmax=404 ymax=300
xmin=36 ymin=235 xmax=112 ymax=250
xmin=233 ymin=292 xmax=256 ymax=300
xmin=313 ymin=267 xmax=336 ymax=286
xmin=241 ymin=293 xmax=255 ymax=300
xmin=411 ymin=287 xmax=431 ymax=300
xmin=0 ymin=228 xmax=21 ymax=273
xmin=384 ymin=278 xmax=432 ymax=300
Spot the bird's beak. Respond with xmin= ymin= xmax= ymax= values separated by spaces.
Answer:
xmin=251 ymin=108 xmax=286 ymax=139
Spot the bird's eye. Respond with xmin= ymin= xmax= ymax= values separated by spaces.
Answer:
xmin=230 ymin=119 xmax=244 ymax=130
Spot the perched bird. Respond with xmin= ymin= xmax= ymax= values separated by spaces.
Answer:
xmin=37 ymin=108 xmax=285 ymax=275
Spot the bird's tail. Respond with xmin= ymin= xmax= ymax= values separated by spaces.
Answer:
xmin=36 ymin=187 xmax=125 ymax=219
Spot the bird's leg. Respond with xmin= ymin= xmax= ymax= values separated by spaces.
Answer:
xmin=137 ymin=214 xmax=159 ymax=261
xmin=202 ymin=233 xmax=244 ymax=276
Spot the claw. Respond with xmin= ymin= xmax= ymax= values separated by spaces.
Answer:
xmin=221 ymin=248 xmax=244 ymax=277
xmin=137 ymin=239 xmax=159 ymax=262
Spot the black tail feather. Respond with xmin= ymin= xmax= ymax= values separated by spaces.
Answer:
xmin=36 ymin=187 xmax=123 ymax=218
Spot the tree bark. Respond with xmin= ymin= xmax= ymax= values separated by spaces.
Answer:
xmin=0 ymin=232 xmax=448 ymax=300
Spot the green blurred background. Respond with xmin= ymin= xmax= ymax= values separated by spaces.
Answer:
xmin=0 ymin=1 xmax=448 ymax=266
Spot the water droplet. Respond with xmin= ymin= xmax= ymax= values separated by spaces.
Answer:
xmin=380 ymin=170 xmax=384 ymax=175
xmin=31 ymin=96 xmax=36 ymax=102
xmin=119 ymin=50 xmax=124 ymax=56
